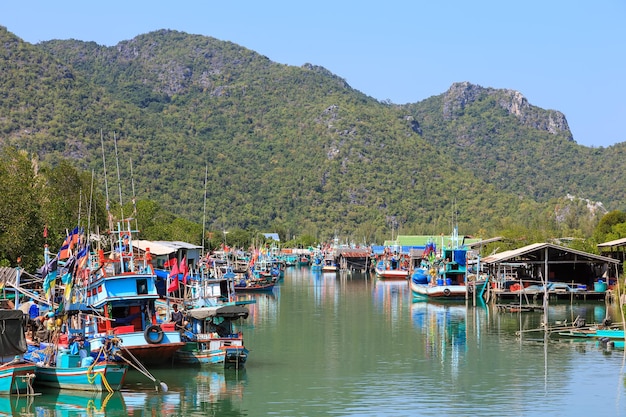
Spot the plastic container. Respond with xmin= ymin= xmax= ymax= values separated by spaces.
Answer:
xmin=594 ymin=281 xmax=608 ymax=292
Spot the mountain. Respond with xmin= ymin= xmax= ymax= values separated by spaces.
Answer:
xmin=0 ymin=26 xmax=623 ymax=242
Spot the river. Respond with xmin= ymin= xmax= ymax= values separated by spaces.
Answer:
xmin=9 ymin=267 xmax=626 ymax=416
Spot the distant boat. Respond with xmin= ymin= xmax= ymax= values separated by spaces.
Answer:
xmin=234 ymin=279 xmax=275 ymax=292
xmin=374 ymin=259 xmax=409 ymax=280
xmin=0 ymin=310 xmax=37 ymax=395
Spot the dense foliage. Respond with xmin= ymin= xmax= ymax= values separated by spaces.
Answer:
xmin=1 ymin=25 xmax=625 ymax=266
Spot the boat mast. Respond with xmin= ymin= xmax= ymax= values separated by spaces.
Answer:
xmin=202 ymin=164 xmax=208 ymax=258
xmin=130 ymin=158 xmax=138 ymax=231
xmin=113 ymin=132 xmax=124 ymax=222
xmin=100 ymin=130 xmax=113 ymax=233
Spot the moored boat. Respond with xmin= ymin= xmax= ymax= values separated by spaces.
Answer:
xmin=81 ymin=219 xmax=185 ymax=366
xmin=410 ymin=231 xmax=468 ymax=300
xmin=374 ymin=259 xmax=409 ymax=280
xmin=33 ymin=355 xmax=127 ymax=391
xmin=0 ymin=310 xmax=37 ymax=395
xmin=175 ymin=305 xmax=250 ymax=368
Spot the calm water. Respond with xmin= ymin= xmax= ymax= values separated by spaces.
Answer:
xmin=8 ymin=268 xmax=626 ymax=416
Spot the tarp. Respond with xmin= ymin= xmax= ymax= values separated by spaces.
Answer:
xmin=187 ymin=305 xmax=249 ymax=320
xmin=0 ymin=310 xmax=27 ymax=356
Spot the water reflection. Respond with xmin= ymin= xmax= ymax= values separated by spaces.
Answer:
xmin=372 ymin=279 xmax=411 ymax=322
xmin=411 ymin=301 xmax=467 ymax=370
xmin=23 ymin=367 xmax=248 ymax=416
xmin=237 ymin=288 xmax=280 ymax=327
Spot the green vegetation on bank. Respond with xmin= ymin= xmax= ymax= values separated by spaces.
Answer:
xmin=0 ymin=26 xmax=625 ymax=268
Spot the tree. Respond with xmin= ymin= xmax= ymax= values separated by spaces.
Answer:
xmin=0 ymin=148 xmax=44 ymax=270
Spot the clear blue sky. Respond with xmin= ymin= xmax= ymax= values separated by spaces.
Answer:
xmin=3 ymin=1 xmax=624 ymax=147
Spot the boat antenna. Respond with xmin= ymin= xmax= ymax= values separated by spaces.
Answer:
xmin=113 ymin=132 xmax=124 ymax=221
xmin=201 ymin=164 xmax=208 ymax=257
xmin=130 ymin=158 xmax=138 ymax=231
xmin=100 ymin=129 xmax=114 ymax=232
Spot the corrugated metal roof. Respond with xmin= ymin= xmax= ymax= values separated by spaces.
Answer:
xmin=134 ymin=240 xmax=201 ymax=256
xmin=597 ymin=237 xmax=626 ymax=248
xmin=482 ymin=242 xmax=619 ymax=264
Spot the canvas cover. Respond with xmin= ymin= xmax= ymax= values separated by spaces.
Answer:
xmin=187 ymin=305 xmax=249 ymax=320
xmin=0 ymin=309 xmax=27 ymax=356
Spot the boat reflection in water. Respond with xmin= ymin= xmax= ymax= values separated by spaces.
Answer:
xmin=0 ymin=395 xmax=32 ymax=417
xmin=237 ymin=288 xmax=279 ymax=327
xmin=372 ymin=279 xmax=411 ymax=321
xmin=28 ymin=390 xmax=127 ymax=416
xmin=184 ymin=368 xmax=247 ymax=410
xmin=410 ymin=300 xmax=467 ymax=370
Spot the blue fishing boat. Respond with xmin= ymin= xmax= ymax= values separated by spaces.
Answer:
xmin=0 ymin=310 xmax=37 ymax=395
xmin=410 ymin=230 xmax=468 ymax=300
xmin=28 ymin=333 xmax=127 ymax=392
xmin=34 ymin=358 xmax=127 ymax=391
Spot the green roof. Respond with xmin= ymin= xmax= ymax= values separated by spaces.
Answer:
xmin=385 ymin=235 xmax=483 ymax=248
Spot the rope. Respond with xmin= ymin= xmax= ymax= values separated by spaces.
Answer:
xmin=85 ymin=343 xmax=115 ymax=392
xmin=113 ymin=341 xmax=165 ymax=391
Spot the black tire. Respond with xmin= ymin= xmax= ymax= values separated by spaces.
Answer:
xmin=443 ymin=288 xmax=451 ymax=296
xmin=144 ymin=324 xmax=164 ymax=344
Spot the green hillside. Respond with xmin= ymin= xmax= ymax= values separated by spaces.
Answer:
xmin=1 ymin=26 xmax=623 ymax=249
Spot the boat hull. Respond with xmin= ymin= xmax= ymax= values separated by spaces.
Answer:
xmin=411 ymin=281 xmax=466 ymax=300
xmin=90 ymin=331 xmax=185 ymax=366
xmin=375 ymin=268 xmax=409 ymax=280
xmin=175 ymin=343 xmax=248 ymax=368
xmin=234 ymin=283 xmax=274 ymax=292
xmin=0 ymin=362 xmax=36 ymax=395
xmin=34 ymin=362 xmax=127 ymax=391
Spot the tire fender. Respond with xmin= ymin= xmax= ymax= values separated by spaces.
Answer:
xmin=144 ymin=324 xmax=164 ymax=344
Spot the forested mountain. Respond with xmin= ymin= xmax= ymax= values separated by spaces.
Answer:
xmin=1 ymin=26 xmax=624 ymax=248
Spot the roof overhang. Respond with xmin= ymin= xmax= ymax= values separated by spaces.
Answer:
xmin=482 ymin=242 xmax=619 ymax=265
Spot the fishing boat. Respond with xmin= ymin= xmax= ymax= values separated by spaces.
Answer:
xmin=169 ymin=265 xmax=252 ymax=367
xmin=175 ymin=305 xmax=249 ymax=368
xmin=30 ymin=334 xmax=127 ymax=391
xmin=233 ymin=268 xmax=275 ymax=293
xmin=80 ymin=219 xmax=185 ymax=366
xmin=374 ymin=258 xmax=409 ymax=280
xmin=410 ymin=231 xmax=468 ymax=300
xmin=0 ymin=310 xmax=37 ymax=395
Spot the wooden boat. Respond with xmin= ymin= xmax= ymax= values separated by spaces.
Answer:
xmin=410 ymin=232 xmax=468 ymax=300
xmin=175 ymin=305 xmax=249 ymax=368
xmin=34 ymin=354 xmax=127 ymax=391
xmin=234 ymin=279 xmax=275 ymax=292
xmin=0 ymin=310 xmax=37 ymax=395
xmin=374 ymin=259 xmax=409 ymax=280
xmin=80 ymin=219 xmax=185 ymax=366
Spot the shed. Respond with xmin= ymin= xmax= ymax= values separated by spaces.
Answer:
xmin=482 ymin=242 xmax=620 ymax=289
xmin=597 ymin=237 xmax=626 ymax=268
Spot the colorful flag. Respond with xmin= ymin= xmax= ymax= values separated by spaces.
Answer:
xmin=167 ymin=275 xmax=179 ymax=293
xmin=59 ymin=227 xmax=80 ymax=260
xmin=167 ymin=260 xmax=180 ymax=293
xmin=163 ymin=257 xmax=177 ymax=269
xmin=180 ymin=256 xmax=189 ymax=284
xmin=76 ymin=244 xmax=89 ymax=270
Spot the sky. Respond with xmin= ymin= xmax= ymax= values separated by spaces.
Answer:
xmin=2 ymin=1 xmax=624 ymax=147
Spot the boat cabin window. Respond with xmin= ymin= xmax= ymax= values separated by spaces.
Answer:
xmin=136 ymin=278 xmax=148 ymax=295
